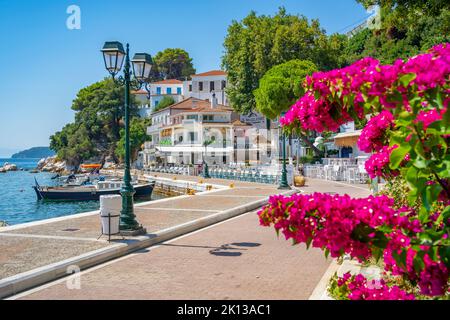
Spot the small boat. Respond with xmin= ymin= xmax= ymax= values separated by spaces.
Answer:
xmin=33 ymin=178 xmax=155 ymax=201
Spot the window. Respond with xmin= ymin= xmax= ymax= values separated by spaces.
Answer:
xmin=177 ymin=87 xmax=182 ymax=94
xmin=221 ymin=80 xmax=226 ymax=90
xmin=211 ymin=152 xmax=215 ymax=158
xmin=156 ymin=87 xmax=161 ymax=94
xmin=167 ymin=87 xmax=172 ymax=94
xmin=187 ymin=115 xmax=198 ymax=120
xmin=202 ymin=115 xmax=214 ymax=121
xmin=189 ymin=84 xmax=192 ymax=92
xmin=199 ymin=82 xmax=203 ymax=91
xmin=210 ymin=81 xmax=215 ymax=91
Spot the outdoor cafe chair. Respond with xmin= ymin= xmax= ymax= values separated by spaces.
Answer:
xmin=332 ymin=165 xmax=342 ymax=181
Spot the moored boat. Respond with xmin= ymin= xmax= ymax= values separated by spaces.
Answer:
xmin=33 ymin=178 xmax=155 ymax=201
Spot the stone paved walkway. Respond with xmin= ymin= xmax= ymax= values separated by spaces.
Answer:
xmin=5 ymin=176 xmax=371 ymax=300
xmin=0 ymin=176 xmax=280 ymax=280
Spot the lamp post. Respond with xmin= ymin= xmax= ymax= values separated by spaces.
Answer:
xmin=278 ymin=113 xmax=291 ymax=190
xmin=101 ymin=41 xmax=153 ymax=235
xmin=201 ymin=133 xmax=212 ymax=179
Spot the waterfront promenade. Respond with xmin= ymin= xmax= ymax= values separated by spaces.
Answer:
xmin=0 ymin=174 xmax=370 ymax=299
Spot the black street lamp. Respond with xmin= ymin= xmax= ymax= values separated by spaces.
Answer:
xmin=201 ymin=135 xmax=213 ymax=179
xmin=101 ymin=41 xmax=153 ymax=235
xmin=278 ymin=113 xmax=291 ymax=190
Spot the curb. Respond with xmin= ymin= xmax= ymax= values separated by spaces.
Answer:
xmin=308 ymin=258 xmax=369 ymax=300
xmin=308 ymin=259 xmax=340 ymax=300
xmin=0 ymin=189 xmax=296 ymax=299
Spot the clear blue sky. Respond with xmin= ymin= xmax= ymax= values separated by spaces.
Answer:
xmin=0 ymin=0 xmax=367 ymax=157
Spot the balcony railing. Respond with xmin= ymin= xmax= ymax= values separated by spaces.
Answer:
xmin=172 ymin=140 xmax=233 ymax=147
xmin=147 ymin=123 xmax=163 ymax=134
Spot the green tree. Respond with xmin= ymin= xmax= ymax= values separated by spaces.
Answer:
xmin=222 ymin=7 xmax=346 ymax=114
xmin=254 ymin=59 xmax=317 ymax=119
xmin=115 ymin=118 xmax=151 ymax=162
xmin=50 ymin=78 xmax=140 ymax=167
xmin=154 ymin=48 xmax=196 ymax=80
xmin=356 ymin=0 xmax=448 ymax=17
xmin=343 ymin=0 xmax=450 ymax=64
xmin=154 ymin=96 xmax=176 ymax=112
xmin=254 ymin=59 xmax=322 ymax=156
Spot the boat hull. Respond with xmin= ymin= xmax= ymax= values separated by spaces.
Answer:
xmin=33 ymin=183 xmax=155 ymax=201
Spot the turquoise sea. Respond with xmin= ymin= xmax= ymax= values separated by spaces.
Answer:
xmin=0 ymin=158 xmax=163 ymax=226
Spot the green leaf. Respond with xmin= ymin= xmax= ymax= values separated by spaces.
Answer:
xmin=372 ymin=231 xmax=389 ymax=249
xmin=439 ymin=246 xmax=450 ymax=269
xmin=306 ymin=237 xmax=313 ymax=249
xmin=413 ymin=157 xmax=427 ymax=169
xmin=418 ymin=207 xmax=430 ymax=224
xmin=390 ymin=145 xmax=411 ymax=169
xmin=413 ymin=253 xmax=425 ymax=273
xmin=399 ymin=73 xmax=417 ymax=87
xmin=427 ymin=121 xmax=450 ymax=135
xmin=422 ymin=184 xmax=443 ymax=211
xmin=442 ymin=206 xmax=450 ymax=226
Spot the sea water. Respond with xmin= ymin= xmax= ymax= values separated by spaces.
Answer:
xmin=0 ymin=158 xmax=164 ymax=225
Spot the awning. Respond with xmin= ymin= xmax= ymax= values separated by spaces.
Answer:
xmin=333 ymin=130 xmax=362 ymax=147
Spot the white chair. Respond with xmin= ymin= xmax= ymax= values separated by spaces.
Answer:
xmin=332 ymin=165 xmax=341 ymax=181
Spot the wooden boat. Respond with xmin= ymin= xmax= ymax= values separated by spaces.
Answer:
xmin=80 ymin=164 xmax=102 ymax=169
xmin=33 ymin=178 xmax=155 ymax=201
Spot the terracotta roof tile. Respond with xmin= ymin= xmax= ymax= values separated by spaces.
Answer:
xmin=151 ymin=79 xmax=183 ymax=85
xmin=151 ymin=97 xmax=233 ymax=115
xmin=232 ymin=120 xmax=251 ymax=127
xmin=191 ymin=70 xmax=227 ymax=77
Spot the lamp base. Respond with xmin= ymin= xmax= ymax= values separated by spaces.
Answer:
xmin=120 ymin=226 xmax=147 ymax=236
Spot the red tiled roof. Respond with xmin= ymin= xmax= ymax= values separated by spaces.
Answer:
xmin=132 ymin=89 xmax=148 ymax=94
xmin=189 ymin=105 xmax=233 ymax=113
xmin=162 ymin=97 xmax=232 ymax=113
xmin=192 ymin=70 xmax=227 ymax=77
xmin=232 ymin=120 xmax=251 ymax=127
xmin=151 ymin=79 xmax=183 ymax=85
xmin=151 ymin=97 xmax=233 ymax=115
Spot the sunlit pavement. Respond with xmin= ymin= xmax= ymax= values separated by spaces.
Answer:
xmin=10 ymin=178 xmax=371 ymax=300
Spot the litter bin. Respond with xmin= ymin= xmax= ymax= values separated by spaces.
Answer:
xmin=99 ymin=195 xmax=121 ymax=236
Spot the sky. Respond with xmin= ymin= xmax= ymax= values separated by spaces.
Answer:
xmin=0 ymin=0 xmax=368 ymax=157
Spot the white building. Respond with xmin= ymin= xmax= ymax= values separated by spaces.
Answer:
xmin=189 ymin=70 xmax=228 ymax=106
xmin=134 ymin=79 xmax=186 ymax=117
xmin=142 ymin=94 xmax=278 ymax=167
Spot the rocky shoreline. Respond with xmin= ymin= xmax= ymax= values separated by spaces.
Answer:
xmin=1 ymin=156 xmax=120 ymax=174
xmin=36 ymin=156 xmax=70 ymax=174
xmin=0 ymin=163 xmax=18 ymax=173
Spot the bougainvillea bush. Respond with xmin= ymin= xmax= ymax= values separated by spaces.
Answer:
xmin=259 ymin=44 xmax=450 ymax=299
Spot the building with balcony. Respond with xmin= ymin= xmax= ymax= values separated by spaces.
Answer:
xmin=142 ymin=94 xmax=275 ymax=166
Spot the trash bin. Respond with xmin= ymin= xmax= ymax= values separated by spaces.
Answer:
xmin=100 ymin=195 xmax=121 ymax=236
